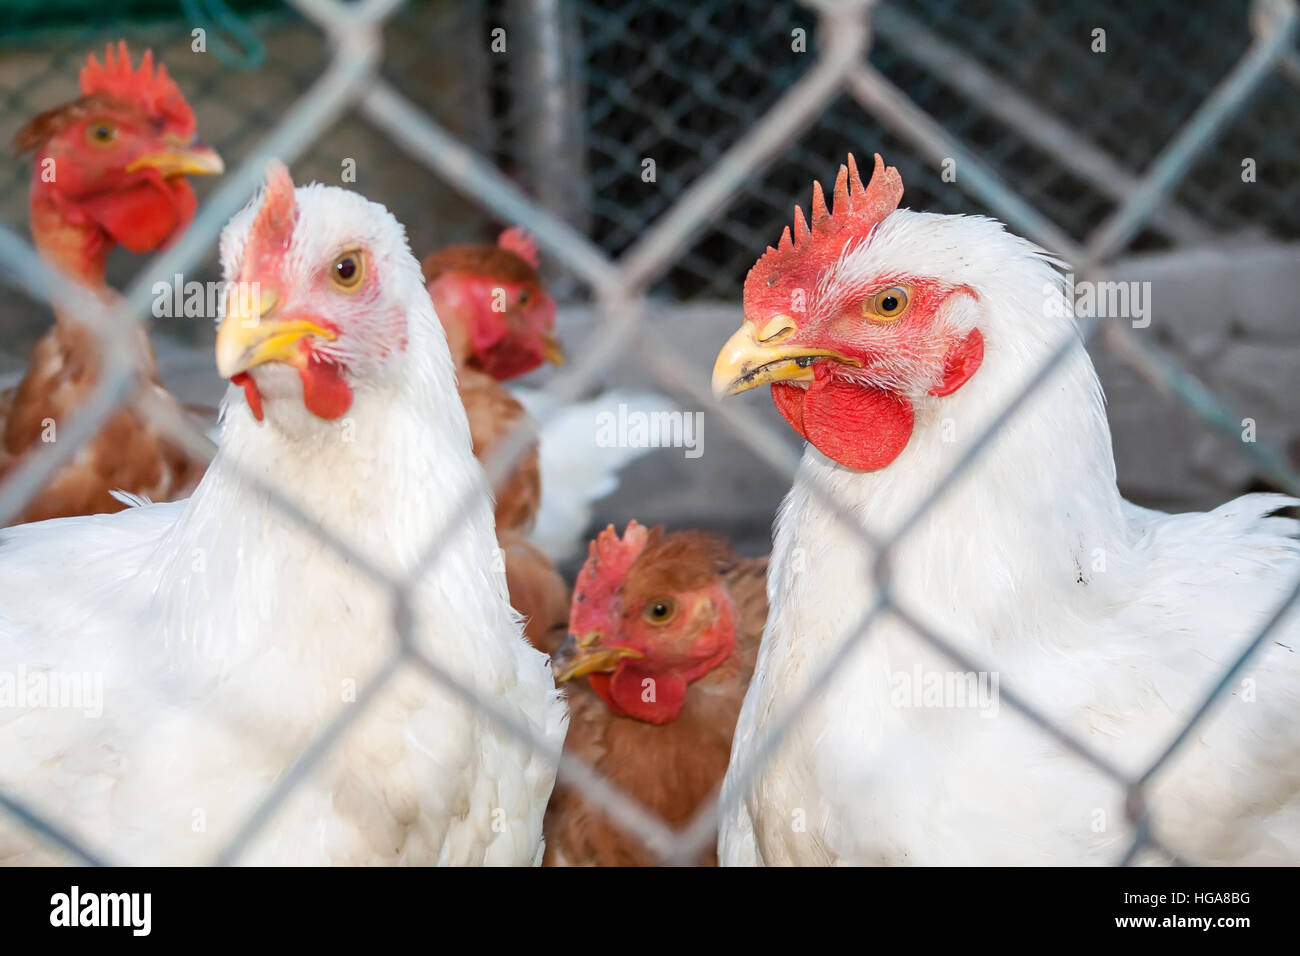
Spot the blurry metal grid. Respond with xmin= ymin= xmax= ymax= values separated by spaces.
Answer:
xmin=0 ymin=0 xmax=1295 ymax=865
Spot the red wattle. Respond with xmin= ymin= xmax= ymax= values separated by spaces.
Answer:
xmin=78 ymin=177 xmax=193 ymax=253
xmin=589 ymin=667 xmax=689 ymax=725
xmin=298 ymin=354 xmax=353 ymax=420
xmin=479 ymin=339 xmax=544 ymax=381
xmin=772 ymin=381 xmax=805 ymax=435
xmin=771 ymin=329 xmax=985 ymax=472
xmin=774 ymin=376 xmax=915 ymax=472
xmin=231 ymin=372 xmax=264 ymax=421
xmin=930 ymin=328 xmax=984 ymax=397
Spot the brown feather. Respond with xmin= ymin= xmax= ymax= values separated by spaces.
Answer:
xmin=421 ymin=245 xmax=539 ymax=287
xmin=621 ymin=530 xmax=742 ymax=608
xmin=458 ymin=366 xmax=540 ymax=532
xmin=544 ymin=547 xmax=769 ymax=866
xmin=11 ymin=92 xmax=119 ymax=154
xmin=0 ymin=318 xmax=205 ymax=525
xmin=455 ymin=365 xmax=571 ymax=654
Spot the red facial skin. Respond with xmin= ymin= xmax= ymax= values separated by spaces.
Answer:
xmin=568 ymin=522 xmax=738 ymax=725
xmin=18 ymin=44 xmax=204 ymax=283
xmin=423 ymin=227 xmax=557 ymax=382
xmin=231 ymin=344 xmax=352 ymax=423
xmin=427 ymin=270 xmax=556 ymax=380
xmin=584 ymin=584 xmax=736 ymax=725
xmin=766 ymin=284 xmax=984 ymax=472
xmin=742 ymin=154 xmax=985 ymax=471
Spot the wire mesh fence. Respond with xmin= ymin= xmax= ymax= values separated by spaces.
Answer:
xmin=0 ymin=0 xmax=1297 ymax=865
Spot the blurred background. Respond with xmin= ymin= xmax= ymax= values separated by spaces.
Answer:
xmin=1 ymin=0 xmax=1297 ymax=560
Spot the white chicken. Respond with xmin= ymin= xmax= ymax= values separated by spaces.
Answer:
xmin=711 ymin=154 xmax=1300 ymax=865
xmin=0 ymin=162 xmax=566 ymax=865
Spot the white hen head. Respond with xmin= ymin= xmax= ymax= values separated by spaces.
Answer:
xmin=215 ymin=161 xmax=443 ymax=436
xmin=712 ymin=154 xmax=1072 ymax=473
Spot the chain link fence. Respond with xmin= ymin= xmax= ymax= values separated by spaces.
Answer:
xmin=0 ymin=0 xmax=1297 ymax=864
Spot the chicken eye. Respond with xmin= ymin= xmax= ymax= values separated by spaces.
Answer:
xmin=865 ymin=285 xmax=910 ymax=322
xmin=518 ymin=289 xmax=530 ymax=306
xmin=330 ymin=250 xmax=364 ymax=290
xmin=86 ymin=122 xmax=117 ymax=147
xmin=644 ymin=599 xmax=676 ymax=626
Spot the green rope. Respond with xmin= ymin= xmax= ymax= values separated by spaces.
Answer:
xmin=179 ymin=0 xmax=264 ymax=70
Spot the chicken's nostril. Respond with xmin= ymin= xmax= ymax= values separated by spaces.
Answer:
xmin=756 ymin=314 xmax=797 ymax=344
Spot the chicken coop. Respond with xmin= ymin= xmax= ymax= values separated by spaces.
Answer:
xmin=0 ymin=0 xmax=1297 ymax=872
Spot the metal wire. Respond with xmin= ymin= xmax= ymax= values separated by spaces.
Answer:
xmin=0 ymin=0 xmax=1296 ymax=867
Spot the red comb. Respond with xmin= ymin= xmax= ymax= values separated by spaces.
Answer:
xmin=243 ymin=161 xmax=297 ymax=277
xmin=80 ymin=41 xmax=195 ymax=137
xmin=744 ymin=154 xmax=904 ymax=320
xmin=571 ymin=521 xmax=652 ymax=633
xmin=777 ymin=153 xmax=902 ymax=255
xmin=584 ymin=520 xmax=650 ymax=578
xmin=497 ymin=227 xmax=540 ymax=269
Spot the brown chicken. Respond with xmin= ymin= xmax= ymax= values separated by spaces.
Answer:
xmin=1 ymin=43 xmax=222 ymax=525
xmin=423 ymin=228 xmax=568 ymax=650
xmin=545 ymin=521 xmax=769 ymax=865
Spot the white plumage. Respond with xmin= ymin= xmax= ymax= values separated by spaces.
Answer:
xmin=0 ymin=171 xmax=565 ymax=865
xmin=719 ymin=209 xmax=1300 ymax=865
xmin=513 ymin=386 xmax=679 ymax=563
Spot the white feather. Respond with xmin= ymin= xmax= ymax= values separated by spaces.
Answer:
xmin=107 ymin=489 xmax=153 ymax=509
xmin=720 ymin=209 xmax=1300 ymax=865
xmin=513 ymin=387 xmax=676 ymax=563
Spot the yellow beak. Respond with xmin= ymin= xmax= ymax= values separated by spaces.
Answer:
xmin=541 ymin=333 xmax=566 ymax=366
xmin=215 ymin=288 xmax=336 ymax=379
xmin=711 ymin=319 xmax=859 ymax=398
xmin=551 ymin=631 xmax=643 ymax=684
xmin=127 ymin=143 xmax=224 ymax=179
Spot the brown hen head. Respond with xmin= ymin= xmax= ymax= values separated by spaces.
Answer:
xmin=14 ymin=42 xmax=222 ymax=274
xmin=553 ymin=521 xmax=741 ymax=725
xmin=423 ymin=227 xmax=562 ymax=380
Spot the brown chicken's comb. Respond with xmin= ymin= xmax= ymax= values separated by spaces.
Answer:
xmin=497 ymin=227 xmax=540 ymax=269
xmin=80 ymin=41 xmax=195 ymax=135
xmin=571 ymin=521 xmax=654 ymax=634
xmin=583 ymin=520 xmax=651 ymax=582
xmin=774 ymin=153 xmax=903 ymax=255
